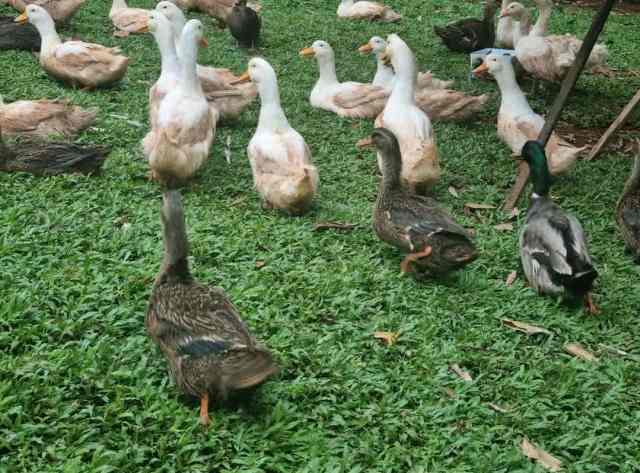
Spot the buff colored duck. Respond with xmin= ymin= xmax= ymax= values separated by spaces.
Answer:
xmin=4 ymin=0 xmax=85 ymax=23
xmin=110 ymin=0 xmax=150 ymax=37
xmin=301 ymin=40 xmax=388 ymax=119
xmin=473 ymin=53 xmax=583 ymax=175
xmin=145 ymin=19 xmax=216 ymax=187
xmin=496 ymin=0 xmax=522 ymax=48
xmin=337 ymin=0 xmax=401 ymax=22
xmin=16 ymin=5 xmax=129 ymax=89
xmin=358 ymin=36 xmax=487 ymax=122
xmin=233 ymin=58 xmax=319 ymax=215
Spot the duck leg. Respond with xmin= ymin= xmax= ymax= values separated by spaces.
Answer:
xmin=199 ymin=393 xmax=211 ymax=426
xmin=584 ymin=293 xmax=600 ymax=315
xmin=400 ymin=246 xmax=433 ymax=274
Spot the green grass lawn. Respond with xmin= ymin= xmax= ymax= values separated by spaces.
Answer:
xmin=1 ymin=0 xmax=640 ymax=471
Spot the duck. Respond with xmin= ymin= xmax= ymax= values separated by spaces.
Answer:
xmin=300 ymin=40 xmax=388 ymax=119
xmin=144 ymin=20 xmax=216 ymax=187
xmin=109 ymin=0 xmax=150 ymax=37
xmin=227 ymin=0 xmax=260 ymax=48
xmin=367 ymin=34 xmax=440 ymax=195
xmin=15 ymin=5 xmax=129 ymax=89
xmin=364 ymin=128 xmax=477 ymax=277
xmin=499 ymin=0 xmax=550 ymax=47
xmin=232 ymin=58 xmax=319 ymax=215
xmin=519 ymin=140 xmax=599 ymax=314
xmin=434 ymin=1 xmax=497 ymax=54
xmin=358 ymin=36 xmax=488 ymax=122
xmin=4 ymin=0 xmax=85 ymax=23
xmin=0 ymin=97 xmax=96 ymax=137
xmin=500 ymin=2 xmax=608 ymax=81
xmin=337 ymin=0 xmax=401 ymax=22
xmin=472 ymin=52 xmax=583 ymax=175
xmin=156 ymin=1 xmax=257 ymax=122
xmin=146 ymin=190 xmax=278 ymax=427
xmin=496 ymin=0 xmax=523 ymax=48
xmin=168 ymin=0 xmax=261 ymax=27
xmin=616 ymin=145 xmax=640 ymax=263
xmin=0 ymin=15 xmax=39 ymax=51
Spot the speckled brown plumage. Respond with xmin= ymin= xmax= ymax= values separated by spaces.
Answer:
xmin=616 ymin=152 xmax=640 ymax=263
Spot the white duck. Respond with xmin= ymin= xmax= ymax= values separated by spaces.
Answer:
xmin=232 ymin=58 xmax=319 ymax=215
xmin=358 ymin=36 xmax=487 ymax=122
xmin=473 ymin=53 xmax=583 ymax=175
xmin=145 ymin=19 xmax=217 ymax=186
xmin=496 ymin=0 xmax=523 ymax=48
xmin=300 ymin=40 xmax=388 ymax=119
xmin=110 ymin=0 xmax=150 ymax=37
xmin=16 ymin=5 xmax=128 ymax=89
xmin=370 ymin=34 xmax=440 ymax=194
xmin=337 ymin=0 xmax=401 ymax=22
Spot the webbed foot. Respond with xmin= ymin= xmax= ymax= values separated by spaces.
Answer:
xmin=400 ymin=246 xmax=433 ymax=274
xmin=200 ymin=393 xmax=211 ymax=427
xmin=584 ymin=293 xmax=600 ymax=315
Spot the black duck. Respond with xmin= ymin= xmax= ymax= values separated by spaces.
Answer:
xmin=227 ymin=0 xmax=260 ymax=48
xmin=434 ymin=1 xmax=497 ymax=54
xmin=0 ymin=15 xmax=39 ymax=51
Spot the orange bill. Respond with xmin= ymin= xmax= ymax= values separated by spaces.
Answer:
xmin=199 ymin=37 xmax=209 ymax=48
xmin=499 ymin=9 xmax=509 ymax=18
xmin=14 ymin=12 xmax=28 ymax=24
xmin=472 ymin=61 xmax=489 ymax=77
xmin=299 ymin=47 xmax=315 ymax=58
xmin=230 ymin=71 xmax=251 ymax=85
xmin=358 ymin=43 xmax=373 ymax=54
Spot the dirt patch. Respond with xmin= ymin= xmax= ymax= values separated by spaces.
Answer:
xmin=556 ymin=122 xmax=639 ymax=155
xmin=559 ymin=0 xmax=640 ymax=14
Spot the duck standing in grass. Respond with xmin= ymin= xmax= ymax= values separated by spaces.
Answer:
xmin=519 ymin=141 xmax=599 ymax=314
xmin=227 ymin=0 xmax=260 ymax=48
xmin=364 ymin=128 xmax=477 ymax=277
xmin=146 ymin=190 xmax=278 ymax=427
xmin=15 ymin=5 xmax=129 ymax=89
xmin=109 ymin=0 xmax=150 ymax=37
xmin=337 ymin=0 xmax=401 ymax=22
xmin=0 ymin=15 xmax=39 ymax=50
xmin=616 ymin=145 xmax=640 ymax=263
xmin=4 ymin=0 xmax=85 ymax=23
xmin=232 ymin=58 xmax=319 ymax=215
xmin=434 ymin=1 xmax=497 ymax=54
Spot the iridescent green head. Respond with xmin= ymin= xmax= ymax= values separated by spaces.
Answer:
xmin=522 ymin=140 xmax=552 ymax=197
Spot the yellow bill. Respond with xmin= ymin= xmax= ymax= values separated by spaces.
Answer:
xmin=230 ymin=71 xmax=251 ymax=85
xmin=15 ymin=12 xmax=28 ymax=24
xmin=472 ymin=61 xmax=489 ymax=77
xmin=358 ymin=43 xmax=373 ymax=54
xmin=299 ymin=47 xmax=315 ymax=58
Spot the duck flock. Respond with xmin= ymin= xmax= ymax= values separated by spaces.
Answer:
xmin=1 ymin=0 xmax=638 ymax=426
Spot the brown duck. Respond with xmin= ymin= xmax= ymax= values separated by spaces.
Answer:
xmin=146 ymin=190 xmax=278 ymax=426
xmin=434 ymin=1 xmax=497 ymax=54
xmin=366 ymin=128 xmax=478 ymax=277
xmin=616 ymin=144 xmax=640 ymax=263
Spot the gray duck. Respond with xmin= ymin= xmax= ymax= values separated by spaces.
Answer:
xmin=227 ymin=0 xmax=260 ymax=48
xmin=434 ymin=1 xmax=497 ymax=54
xmin=367 ymin=128 xmax=478 ymax=277
xmin=616 ymin=144 xmax=640 ymax=263
xmin=0 ymin=15 xmax=39 ymax=51
xmin=146 ymin=190 xmax=278 ymax=426
xmin=519 ymin=141 xmax=599 ymax=314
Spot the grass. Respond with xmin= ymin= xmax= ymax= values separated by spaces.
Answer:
xmin=1 ymin=0 xmax=640 ymax=471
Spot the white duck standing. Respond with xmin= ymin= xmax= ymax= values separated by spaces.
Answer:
xmin=473 ymin=52 xmax=583 ymax=175
xmin=232 ymin=58 xmax=319 ymax=215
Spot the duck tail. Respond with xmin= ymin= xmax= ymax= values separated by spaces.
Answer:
xmin=19 ymin=142 xmax=110 ymax=176
xmin=227 ymin=347 xmax=279 ymax=391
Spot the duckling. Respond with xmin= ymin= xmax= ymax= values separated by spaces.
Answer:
xmin=337 ymin=0 xmax=401 ymax=22
xmin=0 ymin=15 xmax=39 ymax=51
xmin=364 ymin=128 xmax=477 ymax=277
xmin=5 ymin=0 xmax=86 ymax=23
xmin=227 ymin=0 xmax=260 ymax=48
xmin=519 ymin=140 xmax=599 ymax=314
xmin=0 ymin=97 xmax=96 ymax=137
xmin=232 ymin=58 xmax=319 ymax=215
xmin=434 ymin=1 xmax=497 ymax=54
xmin=616 ymin=144 xmax=640 ymax=263
xmin=16 ymin=5 xmax=129 ymax=89
xmin=147 ymin=190 xmax=278 ymax=426
xmin=109 ymin=0 xmax=150 ymax=37
xmin=301 ymin=40 xmax=388 ymax=119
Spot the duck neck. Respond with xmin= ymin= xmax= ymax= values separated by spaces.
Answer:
xmin=379 ymin=149 xmax=402 ymax=192
xmin=516 ymin=10 xmax=532 ymax=42
xmin=390 ymin=52 xmax=417 ymax=105
xmin=173 ymin=17 xmax=187 ymax=57
xmin=494 ymin=64 xmax=532 ymax=114
xmin=156 ymin=29 xmax=180 ymax=79
xmin=257 ymin=76 xmax=289 ymax=130
xmin=34 ymin=15 xmax=62 ymax=56
xmin=373 ymin=53 xmax=395 ymax=87
xmin=528 ymin=149 xmax=552 ymax=198
xmin=531 ymin=0 xmax=551 ymax=36
xmin=179 ymin=39 xmax=202 ymax=95
xmin=316 ymin=53 xmax=339 ymax=87
xmin=160 ymin=193 xmax=192 ymax=283
xmin=111 ymin=0 xmax=128 ymax=14
xmin=624 ymin=155 xmax=640 ymax=193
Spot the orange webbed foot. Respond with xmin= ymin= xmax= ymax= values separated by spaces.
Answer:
xmin=400 ymin=246 xmax=433 ymax=274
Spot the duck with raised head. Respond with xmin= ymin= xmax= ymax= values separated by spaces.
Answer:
xmin=337 ymin=0 xmax=401 ymax=22
xmin=0 ymin=15 xmax=39 ymax=50
xmin=300 ymin=40 xmax=388 ymax=119
xmin=496 ymin=0 xmax=523 ymax=48
xmin=364 ymin=128 xmax=477 ymax=277
xmin=147 ymin=190 xmax=278 ymax=427
xmin=232 ymin=58 xmax=319 ymax=215
xmin=109 ymin=0 xmax=150 ymax=37
xmin=472 ymin=52 xmax=583 ymax=175
xmin=4 ymin=0 xmax=85 ymax=23
xmin=15 ymin=5 xmax=129 ymax=89
xmin=227 ymin=0 xmax=260 ymax=48
xmin=617 ymin=144 xmax=640 ymax=263
xmin=519 ymin=141 xmax=599 ymax=314
xmin=434 ymin=1 xmax=497 ymax=54
xmin=145 ymin=19 xmax=216 ymax=187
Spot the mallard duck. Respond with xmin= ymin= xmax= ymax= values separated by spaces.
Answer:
xmin=434 ymin=1 xmax=497 ymax=54
xmin=156 ymin=1 xmax=257 ymax=122
xmin=300 ymin=40 xmax=388 ymax=119
xmin=227 ymin=0 xmax=260 ymax=48
xmin=616 ymin=145 xmax=640 ymax=263
xmin=519 ymin=140 xmax=599 ymax=314
xmin=363 ymin=128 xmax=477 ymax=276
xmin=501 ymin=2 xmax=608 ymax=81
xmin=367 ymin=34 xmax=440 ymax=194
xmin=337 ymin=0 xmax=401 ymax=22
xmin=110 ymin=0 xmax=150 ymax=37
xmin=144 ymin=19 xmax=216 ymax=187
xmin=4 ymin=0 xmax=85 ymax=23
xmin=0 ymin=131 xmax=109 ymax=175
xmin=16 ymin=5 xmax=129 ymax=89
xmin=232 ymin=58 xmax=319 ymax=215
xmin=0 ymin=97 xmax=96 ymax=137
xmin=0 ymin=15 xmax=39 ymax=51
xmin=359 ymin=36 xmax=487 ymax=122
xmin=473 ymin=52 xmax=583 ymax=175
xmin=146 ymin=190 xmax=278 ymax=426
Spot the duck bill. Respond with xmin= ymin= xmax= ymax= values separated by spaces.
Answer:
xmin=199 ymin=37 xmax=209 ymax=48
xmin=499 ymin=9 xmax=509 ymax=18
xmin=358 ymin=43 xmax=373 ymax=54
xmin=230 ymin=71 xmax=251 ymax=85
xmin=356 ymin=136 xmax=374 ymax=149
xmin=299 ymin=47 xmax=315 ymax=58
xmin=472 ymin=61 xmax=489 ymax=77
xmin=14 ymin=12 xmax=28 ymax=24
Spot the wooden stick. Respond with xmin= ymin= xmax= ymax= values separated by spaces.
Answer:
xmin=502 ymin=0 xmax=618 ymax=212
xmin=587 ymin=89 xmax=640 ymax=161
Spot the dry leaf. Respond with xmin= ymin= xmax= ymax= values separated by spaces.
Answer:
xmin=506 ymin=271 xmax=517 ymax=287
xmin=374 ymin=331 xmax=399 ymax=346
xmin=494 ymin=223 xmax=514 ymax=232
xmin=450 ymin=364 xmax=473 ymax=382
xmin=502 ymin=319 xmax=551 ymax=336
xmin=464 ymin=202 xmax=496 ymax=211
xmin=488 ymin=403 xmax=509 ymax=413
xmin=564 ymin=343 xmax=598 ymax=362
xmin=521 ymin=438 xmax=562 ymax=472
xmin=255 ymin=261 xmax=266 ymax=269
xmin=443 ymin=387 xmax=457 ymax=399
xmin=448 ymin=186 xmax=459 ymax=198
xmin=313 ymin=222 xmax=357 ymax=232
